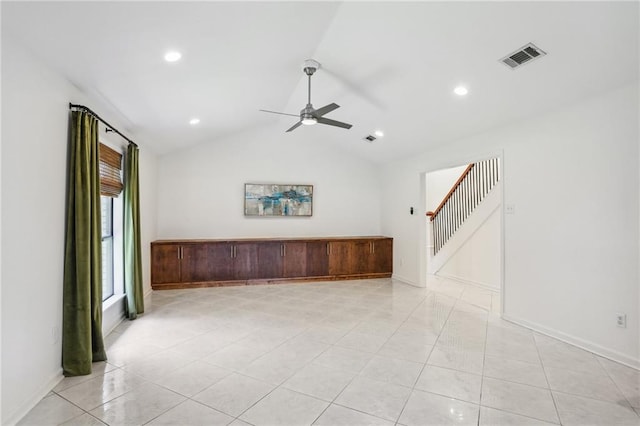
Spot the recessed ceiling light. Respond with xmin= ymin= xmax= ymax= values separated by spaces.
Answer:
xmin=189 ymin=118 xmax=200 ymax=125
xmin=454 ymin=86 xmax=468 ymax=96
xmin=164 ymin=51 xmax=182 ymax=62
xmin=374 ymin=130 xmax=384 ymax=138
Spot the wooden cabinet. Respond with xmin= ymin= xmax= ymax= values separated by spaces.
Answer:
xmin=208 ymin=242 xmax=235 ymax=281
xmin=327 ymin=239 xmax=393 ymax=276
xmin=305 ymin=241 xmax=329 ymax=277
xmin=327 ymin=241 xmax=351 ymax=275
xmin=256 ymin=242 xmax=281 ymax=279
xmin=327 ymin=240 xmax=371 ymax=275
xmin=151 ymin=237 xmax=392 ymax=290
xmin=282 ymin=242 xmax=307 ymax=278
xmin=351 ymin=240 xmax=373 ymax=274
xmin=234 ymin=242 xmax=258 ymax=280
xmin=151 ymin=243 xmax=181 ymax=284
xmin=151 ymin=241 xmax=255 ymax=285
xmin=255 ymin=241 xmax=308 ymax=279
xmin=370 ymin=239 xmax=393 ymax=274
xmin=181 ymin=243 xmax=215 ymax=282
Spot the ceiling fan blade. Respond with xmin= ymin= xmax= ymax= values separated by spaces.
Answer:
xmin=313 ymin=103 xmax=340 ymax=118
xmin=285 ymin=121 xmax=302 ymax=132
xmin=259 ymin=109 xmax=300 ymax=118
xmin=316 ymin=117 xmax=352 ymax=130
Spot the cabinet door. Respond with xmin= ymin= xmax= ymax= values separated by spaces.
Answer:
xmin=328 ymin=240 xmax=380 ymax=275
xmin=182 ymin=243 xmax=220 ymax=283
xmin=282 ymin=242 xmax=307 ymax=278
xmin=350 ymin=240 xmax=372 ymax=274
xmin=209 ymin=242 xmax=235 ymax=281
xmin=306 ymin=241 xmax=329 ymax=277
xmin=234 ymin=242 xmax=258 ymax=280
xmin=256 ymin=242 xmax=283 ymax=279
xmin=370 ymin=239 xmax=393 ymax=274
xmin=328 ymin=241 xmax=353 ymax=275
xmin=151 ymin=244 xmax=181 ymax=284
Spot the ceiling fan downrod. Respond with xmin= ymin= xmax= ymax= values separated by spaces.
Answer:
xmin=301 ymin=65 xmax=317 ymax=125
xmin=304 ymin=65 xmax=316 ymax=107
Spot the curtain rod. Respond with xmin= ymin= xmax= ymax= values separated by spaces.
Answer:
xmin=69 ymin=103 xmax=138 ymax=147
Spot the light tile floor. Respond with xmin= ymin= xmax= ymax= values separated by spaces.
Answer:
xmin=18 ymin=276 xmax=640 ymax=425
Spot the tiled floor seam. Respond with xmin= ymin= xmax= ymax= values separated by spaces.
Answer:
xmin=551 ymin=388 xmax=640 ymax=411
xmin=52 ymin=368 xmax=147 ymax=422
xmin=393 ymin=293 xmax=456 ymax=424
xmin=307 ymin=337 xmax=399 ymax=424
xmin=477 ymin=294 xmax=490 ymax=426
xmin=533 ymin=332 xmax=565 ymax=425
xmin=595 ymin=354 xmax=640 ymax=414
xmin=198 ymin=338 xmax=351 ymax=425
xmin=309 ymin=289 xmax=430 ymax=425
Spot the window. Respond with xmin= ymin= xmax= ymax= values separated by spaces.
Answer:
xmin=99 ymin=142 xmax=124 ymax=304
xmin=101 ymin=196 xmax=114 ymax=301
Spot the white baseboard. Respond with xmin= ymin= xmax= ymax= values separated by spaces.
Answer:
xmin=436 ymin=273 xmax=499 ymax=292
xmin=392 ymin=274 xmax=422 ymax=288
xmin=502 ymin=313 xmax=640 ymax=371
xmin=4 ymin=369 xmax=64 ymax=426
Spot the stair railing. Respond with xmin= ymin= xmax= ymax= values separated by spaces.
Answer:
xmin=427 ymin=157 xmax=500 ymax=255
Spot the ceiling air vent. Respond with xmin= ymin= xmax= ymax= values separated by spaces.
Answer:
xmin=500 ymin=43 xmax=546 ymax=69
xmin=364 ymin=135 xmax=377 ymax=142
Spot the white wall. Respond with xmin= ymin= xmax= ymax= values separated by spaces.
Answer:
xmin=1 ymin=37 xmax=158 ymax=424
xmin=156 ymin=129 xmax=381 ymax=239
xmin=139 ymin=144 xmax=158 ymax=296
xmin=380 ymin=84 xmax=639 ymax=367
xmin=425 ymin=165 xmax=467 ymax=213
xmin=438 ymin=206 xmax=501 ymax=290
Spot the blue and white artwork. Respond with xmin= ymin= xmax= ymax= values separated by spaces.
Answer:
xmin=244 ymin=184 xmax=313 ymax=217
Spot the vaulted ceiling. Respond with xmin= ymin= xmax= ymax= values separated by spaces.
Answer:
xmin=3 ymin=1 xmax=638 ymax=163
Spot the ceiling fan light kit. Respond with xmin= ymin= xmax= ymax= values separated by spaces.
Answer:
xmin=260 ymin=59 xmax=352 ymax=132
xmin=301 ymin=115 xmax=317 ymax=126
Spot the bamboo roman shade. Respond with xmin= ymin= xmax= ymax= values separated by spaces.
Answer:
xmin=99 ymin=143 xmax=123 ymax=197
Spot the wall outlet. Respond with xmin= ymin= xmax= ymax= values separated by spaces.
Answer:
xmin=616 ymin=313 xmax=627 ymax=328
xmin=505 ymin=204 xmax=516 ymax=215
xmin=400 ymin=258 xmax=405 ymax=267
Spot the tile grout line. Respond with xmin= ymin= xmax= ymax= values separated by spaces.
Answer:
xmin=393 ymin=289 xmax=457 ymax=425
xmin=305 ymin=285 xmax=432 ymax=425
xmin=477 ymin=293 xmax=491 ymax=426
xmin=532 ymin=332 xmax=563 ymax=425
xmin=594 ymin=355 xmax=640 ymax=414
xmin=195 ymin=281 xmax=393 ymax=425
xmin=310 ymin=284 xmax=432 ymax=425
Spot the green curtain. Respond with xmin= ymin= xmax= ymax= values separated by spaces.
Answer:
xmin=62 ymin=111 xmax=107 ymax=376
xmin=123 ymin=144 xmax=144 ymax=319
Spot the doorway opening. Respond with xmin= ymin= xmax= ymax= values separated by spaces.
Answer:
xmin=420 ymin=156 xmax=503 ymax=313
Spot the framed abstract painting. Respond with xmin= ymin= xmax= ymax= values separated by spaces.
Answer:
xmin=244 ymin=183 xmax=313 ymax=217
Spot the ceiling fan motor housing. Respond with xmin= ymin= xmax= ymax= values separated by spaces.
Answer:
xmin=303 ymin=59 xmax=320 ymax=75
xmin=300 ymin=105 xmax=317 ymax=125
